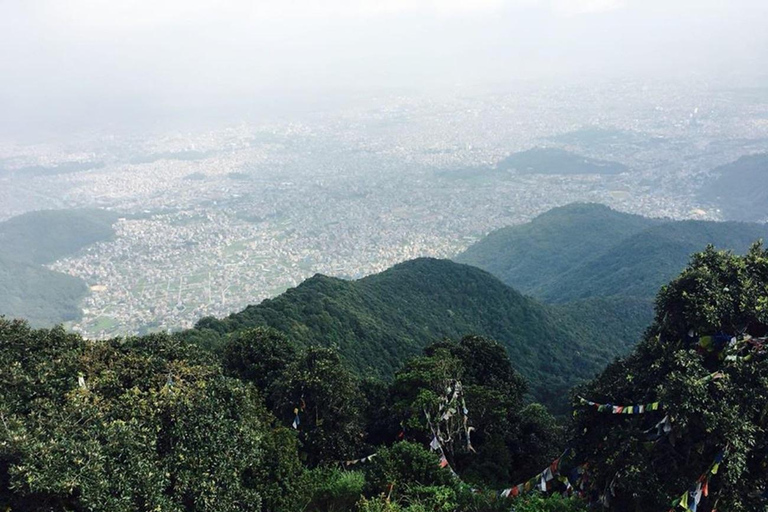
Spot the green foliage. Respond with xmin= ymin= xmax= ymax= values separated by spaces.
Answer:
xmin=699 ymin=153 xmax=768 ymax=222
xmin=654 ymin=242 xmax=768 ymax=341
xmin=508 ymin=494 xmax=589 ymax=512
xmin=362 ymin=442 xmax=453 ymax=498
xmin=572 ymin=243 xmax=768 ymax=511
xmin=305 ymin=468 xmax=366 ymax=512
xmin=248 ymin=427 xmax=308 ymax=512
xmin=182 ymin=258 xmax=628 ymax=412
xmin=0 ymin=319 xmax=294 ymax=511
xmin=0 ymin=209 xmax=118 ymax=327
xmin=356 ymin=496 xmax=402 ymax=512
xmin=271 ymin=346 xmax=365 ymax=465
xmin=222 ymin=327 xmax=299 ymax=401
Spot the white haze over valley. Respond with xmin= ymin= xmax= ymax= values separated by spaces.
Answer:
xmin=1 ymin=0 xmax=767 ymax=337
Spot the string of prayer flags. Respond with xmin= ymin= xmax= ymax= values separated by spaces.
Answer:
xmin=694 ymin=330 xmax=768 ymax=362
xmin=670 ymin=450 xmax=725 ymax=512
xmin=498 ymin=448 xmax=575 ymax=499
xmin=343 ymin=453 xmax=377 ymax=467
xmin=578 ymin=397 xmax=661 ymax=414
xmin=645 ymin=414 xmax=673 ymax=441
xmin=432 ymin=379 xmax=474 ymax=454
xmin=567 ymin=464 xmax=590 ymax=498
xmin=424 ymin=407 xmax=462 ymax=480
xmin=723 ymin=336 xmax=767 ymax=363
xmin=696 ymin=333 xmax=735 ymax=354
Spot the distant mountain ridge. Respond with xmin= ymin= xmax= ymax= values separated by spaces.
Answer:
xmin=455 ymin=203 xmax=768 ymax=304
xmin=184 ymin=257 xmax=648 ymax=411
xmin=0 ymin=209 xmax=118 ymax=326
xmin=699 ymin=153 xmax=768 ymax=222
xmin=455 ymin=203 xmax=768 ymax=356
xmin=497 ymin=147 xmax=628 ymax=175
xmin=437 ymin=148 xmax=628 ymax=180
xmin=455 ymin=203 xmax=659 ymax=295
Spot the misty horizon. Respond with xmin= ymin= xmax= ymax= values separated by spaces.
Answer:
xmin=2 ymin=0 xmax=768 ymax=139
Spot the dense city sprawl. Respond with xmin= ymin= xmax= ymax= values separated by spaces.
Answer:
xmin=1 ymin=81 xmax=767 ymax=338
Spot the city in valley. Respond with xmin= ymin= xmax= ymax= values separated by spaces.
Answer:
xmin=2 ymin=82 xmax=767 ymax=338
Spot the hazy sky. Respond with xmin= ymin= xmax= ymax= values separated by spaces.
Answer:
xmin=2 ymin=0 xmax=767 ymax=137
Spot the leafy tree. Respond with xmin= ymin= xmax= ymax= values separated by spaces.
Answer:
xmin=571 ymin=243 xmax=768 ymax=511
xmin=222 ymin=327 xmax=299 ymax=406
xmin=0 ymin=321 xmax=291 ymax=511
xmin=392 ymin=336 xmax=563 ymax=488
xmin=305 ymin=468 xmax=366 ymax=512
xmin=362 ymin=441 xmax=453 ymax=499
xmin=360 ymin=377 xmax=400 ymax=448
xmin=270 ymin=346 xmax=364 ymax=465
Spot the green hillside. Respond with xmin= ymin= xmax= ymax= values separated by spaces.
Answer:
xmin=3 ymin=237 xmax=767 ymax=511
xmin=0 ymin=209 xmax=118 ymax=326
xmin=0 ymin=208 xmax=118 ymax=264
xmin=455 ymin=203 xmax=658 ymax=293
xmin=184 ymin=258 xmax=646 ymax=410
xmin=456 ymin=204 xmax=768 ymax=303
xmin=699 ymin=153 xmax=768 ymax=222
xmin=539 ymin=219 xmax=768 ymax=302
xmin=0 ymin=255 xmax=88 ymax=326
xmin=497 ymin=148 xmax=628 ymax=175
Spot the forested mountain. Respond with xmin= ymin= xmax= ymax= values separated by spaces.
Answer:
xmin=0 ymin=209 xmax=117 ymax=326
xmin=0 ymin=209 xmax=117 ymax=264
xmin=456 ymin=203 xmax=768 ymax=342
xmin=496 ymin=148 xmax=628 ymax=175
xmin=183 ymin=258 xmax=648 ymax=410
xmin=537 ymin=219 xmax=768 ymax=302
xmin=0 ymin=255 xmax=87 ymax=325
xmin=455 ymin=203 xmax=658 ymax=294
xmin=699 ymin=153 xmax=768 ymax=222
xmin=3 ymin=242 xmax=767 ymax=512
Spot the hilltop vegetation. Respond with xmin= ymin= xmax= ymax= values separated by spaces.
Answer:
xmin=497 ymin=148 xmax=628 ymax=175
xmin=183 ymin=258 xmax=647 ymax=411
xmin=0 ymin=319 xmax=571 ymax=512
xmin=455 ymin=203 xmax=657 ymax=294
xmin=0 ymin=209 xmax=118 ymax=265
xmin=0 ymin=209 xmax=118 ymax=326
xmin=0 ymin=255 xmax=87 ymax=326
xmin=456 ymin=203 xmax=768 ymax=341
xmin=3 ymin=243 xmax=767 ymax=511
xmin=536 ymin=219 xmax=768 ymax=302
xmin=699 ymin=153 xmax=768 ymax=222
xmin=571 ymin=243 xmax=768 ymax=511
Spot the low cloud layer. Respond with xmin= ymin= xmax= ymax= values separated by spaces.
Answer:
xmin=1 ymin=0 xmax=766 ymax=137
